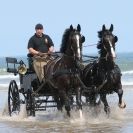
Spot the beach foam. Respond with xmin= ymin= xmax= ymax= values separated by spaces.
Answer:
xmin=0 ymin=74 xmax=18 ymax=79
xmin=122 ymin=70 xmax=133 ymax=75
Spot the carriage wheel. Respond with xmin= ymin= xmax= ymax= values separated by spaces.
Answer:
xmin=26 ymin=89 xmax=35 ymax=116
xmin=8 ymin=80 xmax=20 ymax=116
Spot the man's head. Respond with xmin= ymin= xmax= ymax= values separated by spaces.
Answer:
xmin=35 ymin=23 xmax=44 ymax=37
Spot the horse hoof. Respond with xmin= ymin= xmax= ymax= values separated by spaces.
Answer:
xmin=118 ymin=101 xmax=126 ymax=108
xmin=105 ymin=106 xmax=110 ymax=116
xmin=67 ymin=111 xmax=71 ymax=117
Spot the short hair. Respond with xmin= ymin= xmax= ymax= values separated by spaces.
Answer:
xmin=35 ymin=23 xmax=43 ymax=29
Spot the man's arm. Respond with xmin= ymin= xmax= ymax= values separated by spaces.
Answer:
xmin=47 ymin=35 xmax=54 ymax=53
xmin=28 ymin=37 xmax=41 ymax=55
xmin=28 ymin=37 xmax=39 ymax=55
xmin=28 ymin=48 xmax=39 ymax=55
xmin=29 ymin=48 xmax=46 ymax=57
xmin=48 ymin=46 xmax=54 ymax=53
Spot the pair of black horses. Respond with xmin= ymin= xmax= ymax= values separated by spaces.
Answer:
xmin=44 ymin=24 xmax=126 ymax=117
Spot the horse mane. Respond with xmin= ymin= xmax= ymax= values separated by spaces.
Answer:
xmin=60 ymin=28 xmax=71 ymax=53
xmin=97 ymin=30 xmax=103 ymax=55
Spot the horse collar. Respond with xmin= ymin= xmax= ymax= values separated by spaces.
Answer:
xmin=64 ymin=53 xmax=75 ymax=59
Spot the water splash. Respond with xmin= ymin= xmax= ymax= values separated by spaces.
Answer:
xmin=79 ymin=109 xmax=83 ymax=118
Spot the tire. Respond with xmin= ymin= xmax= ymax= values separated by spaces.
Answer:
xmin=8 ymin=80 xmax=20 ymax=116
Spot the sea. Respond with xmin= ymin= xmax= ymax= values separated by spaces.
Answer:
xmin=0 ymin=52 xmax=133 ymax=88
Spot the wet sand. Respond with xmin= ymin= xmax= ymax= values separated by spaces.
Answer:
xmin=0 ymin=85 xmax=133 ymax=133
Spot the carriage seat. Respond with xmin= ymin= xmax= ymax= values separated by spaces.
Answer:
xmin=27 ymin=53 xmax=35 ymax=73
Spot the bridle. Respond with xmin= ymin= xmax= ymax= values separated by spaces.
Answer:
xmin=101 ymin=34 xmax=116 ymax=61
xmin=68 ymin=31 xmax=82 ymax=61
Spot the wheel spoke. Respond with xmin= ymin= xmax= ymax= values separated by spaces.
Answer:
xmin=10 ymin=87 xmax=13 ymax=94
xmin=10 ymin=95 xmax=13 ymax=101
xmin=8 ymin=80 xmax=20 ymax=116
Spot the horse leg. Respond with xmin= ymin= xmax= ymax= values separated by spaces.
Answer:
xmin=88 ymin=93 xmax=97 ymax=106
xmin=115 ymin=83 xmax=126 ymax=108
xmin=54 ymin=95 xmax=62 ymax=111
xmin=64 ymin=96 xmax=71 ymax=117
xmin=59 ymin=90 xmax=71 ymax=117
xmin=100 ymin=93 xmax=110 ymax=116
xmin=76 ymin=87 xmax=83 ymax=118
xmin=76 ymin=87 xmax=82 ymax=109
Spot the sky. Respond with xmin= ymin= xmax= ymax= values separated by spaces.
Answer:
xmin=0 ymin=0 xmax=133 ymax=57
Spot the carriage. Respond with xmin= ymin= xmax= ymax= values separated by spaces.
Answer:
xmin=6 ymin=55 xmax=60 ymax=116
xmin=5 ymin=24 xmax=126 ymax=117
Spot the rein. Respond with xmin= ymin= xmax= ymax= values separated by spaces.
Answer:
xmin=63 ymin=53 xmax=76 ymax=59
xmin=83 ymin=44 xmax=97 ymax=47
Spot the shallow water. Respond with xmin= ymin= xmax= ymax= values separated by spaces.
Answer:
xmin=0 ymin=86 xmax=133 ymax=133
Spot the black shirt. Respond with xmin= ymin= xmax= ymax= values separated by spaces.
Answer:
xmin=28 ymin=33 xmax=54 ymax=53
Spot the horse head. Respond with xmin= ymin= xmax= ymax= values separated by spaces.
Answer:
xmin=60 ymin=24 xmax=85 ymax=61
xmin=97 ymin=24 xmax=118 ymax=62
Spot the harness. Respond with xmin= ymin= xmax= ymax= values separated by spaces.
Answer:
xmin=45 ymin=53 xmax=88 ymax=92
xmin=84 ymin=57 xmax=120 ymax=93
xmin=93 ymin=62 xmax=121 ymax=93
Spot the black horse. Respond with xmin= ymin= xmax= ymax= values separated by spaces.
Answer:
xmin=45 ymin=24 xmax=85 ymax=117
xmin=82 ymin=24 xmax=126 ymax=115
